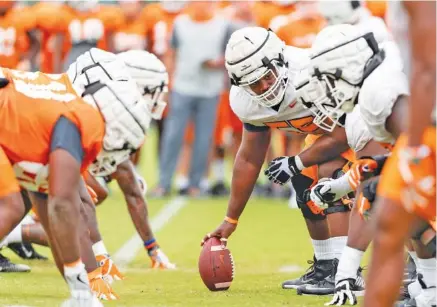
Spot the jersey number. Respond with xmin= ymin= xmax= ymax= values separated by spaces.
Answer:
xmin=264 ymin=116 xmax=319 ymax=133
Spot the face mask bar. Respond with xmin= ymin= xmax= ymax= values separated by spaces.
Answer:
xmin=142 ymin=82 xmax=168 ymax=120
xmin=233 ymin=57 xmax=289 ymax=108
xmin=89 ymin=149 xmax=131 ymax=177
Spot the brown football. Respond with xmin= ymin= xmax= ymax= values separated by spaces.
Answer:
xmin=199 ymin=237 xmax=234 ymax=291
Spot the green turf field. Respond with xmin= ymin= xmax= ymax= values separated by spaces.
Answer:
xmin=0 ymin=128 xmax=368 ymax=306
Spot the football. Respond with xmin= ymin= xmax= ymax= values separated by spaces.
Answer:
xmin=199 ymin=237 xmax=234 ymax=291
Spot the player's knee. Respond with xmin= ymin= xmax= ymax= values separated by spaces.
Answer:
xmin=296 ymin=193 xmax=326 ymax=221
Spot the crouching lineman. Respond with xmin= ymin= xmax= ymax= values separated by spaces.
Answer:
xmin=71 ymin=48 xmax=175 ymax=270
xmin=290 ymin=23 xmax=435 ymax=306
xmin=201 ymin=26 xmax=362 ymax=294
xmin=0 ymin=61 xmax=150 ymax=306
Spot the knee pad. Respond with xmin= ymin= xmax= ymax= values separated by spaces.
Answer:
xmin=412 ymin=222 xmax=436 ymax=257
xmin=293 ymin=174 xmax=326 ymax=220
xmin=296 ymin=191 xmax=327 ymax=221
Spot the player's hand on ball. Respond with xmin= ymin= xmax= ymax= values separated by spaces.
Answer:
xmin=264 ymin=156 xmax=301 ymax=185
xmin=201 ymin=220 xmax=237 ymax=247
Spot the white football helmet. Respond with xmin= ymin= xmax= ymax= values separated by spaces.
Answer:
xmin=117 ymin=50 xmax=169 ymax=120
xmin=67 ymin=48 xmax=131 ymax=96
xmin=67 ymin=48 xmax=149 ymax=176
xmin=318 ymin=0 xmax=363 ymax=25
xmin=298 ymin=24 xmax=384 ymax=132
xmin=225 ymin=27 xmax=288 ymax=108
xmin=82 ymin=80 xmax=149 ymax=177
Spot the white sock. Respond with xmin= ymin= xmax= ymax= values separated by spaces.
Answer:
xmin=408 ymin=250 xmax=419 ymax=265
xmin=64 ymin=260 xmax=91 ymax=298
xmin=212 ymin=159 xmax=225 ymax=182
xmin=312 ymin=239 xmax=335 ymax=260
xmin=331 ymin=236 xmax=348 ymax=259
xmin=6 ymin=222 xmax=23 ymax=243
xmin=92 ymin=240 xmax=108 ymax=256
xmin=418 ymin=257 xmax=436 ymax=288
xmin=175 ymin=175 xmax=189 ymax=190
xmin=336 ymin=246 xmax=364 ymax=283
xmin=21 ymin=215 xmax=35 ymax=225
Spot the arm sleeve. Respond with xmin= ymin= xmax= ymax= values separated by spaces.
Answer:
xmin=50 ymin=116 xmax=84 ymax=164
xmin=243 ymin=122 xmax=270 ymax=132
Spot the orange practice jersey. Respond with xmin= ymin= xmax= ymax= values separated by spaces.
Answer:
xmin=113 ymin=18 xmax=147 ymax=53
xmin=141 ymin=3 xmax=184 ymax=57
xmin=63 ymin=5 xmax=124 ymax=52
xmin=32 ymin=2 xmax=73 ymax=73
xmin=0 ymin=6 xmax=36 ymax=69
xmin=252 ymin=1 xmax=295 ymax=29
xmin=0 ymin=68 xmax=104 ymax=195
xmin=276 ymin=14 xmax=326 ymax=48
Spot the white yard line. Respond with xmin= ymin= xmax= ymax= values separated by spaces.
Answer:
xmin=112 ymin=196 xmax=187 ymax=270
xmin=278 ymin=264 xmax=304 ymax=273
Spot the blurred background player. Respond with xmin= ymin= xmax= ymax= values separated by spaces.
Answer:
xmin=151 ymin=1 xmax=232 ymax=198
xmin=0 ymin=1 xmax=38 ymax=70
xmin=62 ymin=0 xmax=124 ymax=70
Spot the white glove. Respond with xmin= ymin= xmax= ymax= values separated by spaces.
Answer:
xmin=325 ymin=279 xmax=358 ymax=306
xmin=310 ymin=175 xmax=353 ymax=208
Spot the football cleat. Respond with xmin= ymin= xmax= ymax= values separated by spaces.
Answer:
xmin=8 ymin=242 xmax=48 ymax=260
xmin=296 ymin=259 xmax=339 ymax=296
xmin=88 ymin=267 xmax=119 ymax=300
xmin=282 ymin=257 xmax=318 ymax=289
xmin=95 ymin=254 xmax=125 ymax=284
xmin=148 ymin=247 xmax=176 ymax=269
xmin=0 ymin=252 xmax=31 ymax=273
xmin=396 ymin=274 xmax=437 ymax=307
xmin=61 ymin=295 xmax=104 ymax=307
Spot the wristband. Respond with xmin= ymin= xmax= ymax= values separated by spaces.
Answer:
xmin=224 ymin=216 xmax=238 ymax=225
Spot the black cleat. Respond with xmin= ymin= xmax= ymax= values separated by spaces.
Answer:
xmin=298 ymin=261 xmax=366 ymax=296
xmin=297 ymin=259 xmax=338 ymax=296
xmin=282 ymin=257 xmax=318 ymax=289
xmin=8 ymin=242 xmax=48 ymax=260
xmin=0 ymin=252 xmax=30 ymax=273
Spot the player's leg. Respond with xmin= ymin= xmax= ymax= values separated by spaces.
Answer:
xmin=188 ymin=95 xmax=220 ymax=196
xmin=210 ymin=91 xmax=231 ymax=196
xmin=29 ymin=191 xmax=64 ymax=274
xmin=294 ymin=158 xmax=352 ymax=295
xmin=152 ymin=91 xmax=194 ymax=196
xmin=363 ymin=197 xmax=415 ymax=307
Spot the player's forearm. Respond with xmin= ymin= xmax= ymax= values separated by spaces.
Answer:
xmin=299 ymin=134 xmax=349 ymax=168
xmin=226 ymin=149 xmax=267 ymax=220
xmin=407 ymin=64 xmax=436 ymax=146
xmin=125 ymin=195 xmax=154 ymax=242
xmin=405 ymin=1 xmax=436 ymax=146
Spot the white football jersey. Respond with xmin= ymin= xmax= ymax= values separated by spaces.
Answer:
xmin=344 ymin=105 xmax=373 ymax=153
xmin=230 ymin=46 xmax=324 ymax=134
xmin=358 ymin=50 xmax=409 ymax=145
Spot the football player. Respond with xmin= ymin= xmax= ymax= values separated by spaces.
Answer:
xmin=201 ymin=26 xmax=358 ymax=294
xmin=73 ymin=48 xmax=175 ymax=270
xmin=293 ymin=22 xmax=435 ymax=305
xmin=364 ymin=2 xmax=436 ymax=307
xmin=0 ymin=53 xmax=150 ymax=305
